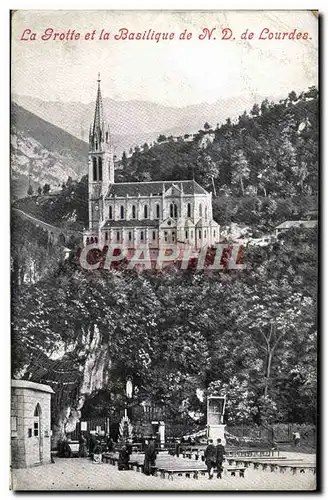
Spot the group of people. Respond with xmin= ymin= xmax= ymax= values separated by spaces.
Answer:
xmin=204 ymin=438 xmax=226 ymax=479
xmin=76 ymin=433 xmax=225 ymax=480
xmin=78 ymin=433 xmax=116 ymax=463
xmin=118 ymin=436 xmax=157 ymax=475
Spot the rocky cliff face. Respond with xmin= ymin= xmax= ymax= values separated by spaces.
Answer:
xmin=11 ymin=129 xmax=79 ymax=192
xmin=11 ymin=103 xmax=88 ymax=198
xmin=23 ymin=325 xmax=114 ymax=444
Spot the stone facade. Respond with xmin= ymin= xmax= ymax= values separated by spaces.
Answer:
xmin=84 ymin=77 xmax=220 ymax=250
xmin=11 ymin=380 xmax=54 ymax=469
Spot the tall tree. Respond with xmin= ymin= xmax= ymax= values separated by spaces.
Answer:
xmin=231 ymin=150 xmax=250 ymax=195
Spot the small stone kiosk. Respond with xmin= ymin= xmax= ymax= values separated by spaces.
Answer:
xmin=207 ymin=395 xmax=226 ymax=445
xmin=11 ymin=379 xmax=54 ymax=468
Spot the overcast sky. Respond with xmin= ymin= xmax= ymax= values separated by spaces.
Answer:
xmin=11 ymin=10 xmax=318 ymax=107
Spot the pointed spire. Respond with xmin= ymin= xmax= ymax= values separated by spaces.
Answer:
xmin=92 ymin=72 xmax=104 ymax=137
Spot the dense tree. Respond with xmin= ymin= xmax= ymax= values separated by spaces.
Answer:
xmin=12 ymin=225 xmax=317 ymax=428
xmin=115 ymin=87 xmax=317 ymax=211
xmin=11 ymin=87 xmax=318 ymax=434
xmin=121 ymin=151 xmax=128 ymax=169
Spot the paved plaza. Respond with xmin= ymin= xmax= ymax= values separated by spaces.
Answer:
xmin=11 ymin=452 xmax=316 ymax=491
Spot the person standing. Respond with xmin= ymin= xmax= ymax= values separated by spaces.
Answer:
xmin=107 ymin=436 xmax=114 ymax=452
xmin=144 ymin=437 xmax=157 ymax=475
xmin=293 ymin=431 xmax=301 ymax=447
xmin=126 ymin=439 xmax=133 ymax=456
xmin=78 ymin=434 xmax=88 ymax=458
xmin=216 ymin=438 xmax=225 ymax=479
xmin=175 ymin=439 xmax=181 ymax=458
xmin=204 ymin=439 xmax=217 ymax=479
xmin=93 ymin=440 xmax=103 ymax=464
xmin=118 ymin=443 xmax=130 ymax=470
xmin=88 ymin=433 xmax=97 ymax=458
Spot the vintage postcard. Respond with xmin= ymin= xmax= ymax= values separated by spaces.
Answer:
xmin=10 ymin=10 xmax=318 ymax=491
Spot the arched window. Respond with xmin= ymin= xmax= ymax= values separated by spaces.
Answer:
xmin=34 ymin=404 xmax=41 ymax=417
xmin=187 ymin=203 xmax=191 ymax=218
xmin=90 ymin=237 xmax=94 ymax=243
xmin=93 ymin=157 xmax=97 ymax=181
xmin=132 ymin=205 xmax=136 ymax=219
xmin=199 ymin=203 xmax=203 ymax=217
xmin=98 ymin=157 xmax=103 ymax=181
xmin=109 ymin=206 xmax=113 ymax=219
xmin=170 ymin=204 xmax=174 ymax=218
xmin=156 ymin=204 xmax=160 ymax=219
xmin=205 ymin=206 xmax=208 ymax=220
xmin=105 ymin=232 xmax=108 ymax=241
xmin=86 ymin=237 xmax=90 ymax=245
xmin=120 ymin=205 xmax=124 ymax=219
xmin=140 ymin=231 xmax=144 ymax=241
xmin=116 ymin=231 xmax=120 ymax=242
xmin=174 ymin=204 xmax=178 ymax=218
xmin=33 ymin=404 xmax=41 ymax=437
xmin=95 ymin=237 xmax=98 ymax=243
xmin=152 ymin=231 xmax=156 ymax=240
xmin=128 ymin=231 xmax=132 ymax=242
xmin=144 ymin=205 xmax=148 ymax=219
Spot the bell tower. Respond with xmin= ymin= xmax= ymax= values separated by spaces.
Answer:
xmin=88 ymin=73 xmax=115 ymax=230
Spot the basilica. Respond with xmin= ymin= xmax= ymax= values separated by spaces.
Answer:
xmin=84 ymin=77 xmax=220 ymax=250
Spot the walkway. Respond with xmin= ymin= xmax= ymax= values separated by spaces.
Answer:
xmin=11 ymin=456 xmax=316 ymax=491
xmin=12 ymin=208 xmax=83 ymax=239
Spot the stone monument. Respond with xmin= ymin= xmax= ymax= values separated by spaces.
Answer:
xmin=206 ymin=395 xmax=226 ymax=445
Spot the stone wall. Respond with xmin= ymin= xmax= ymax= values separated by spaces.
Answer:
xmin=11 ymin=380 xmax=54 ymax=469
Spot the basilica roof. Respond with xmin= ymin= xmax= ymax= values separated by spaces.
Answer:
xmin=196 ymin=218 xmax=219 ymax=227
xmin=105 ymin=179 xmax=208 ymax=198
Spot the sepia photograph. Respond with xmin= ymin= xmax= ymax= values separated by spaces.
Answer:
xmin=10 ymin=9 xmax=318 ymax=491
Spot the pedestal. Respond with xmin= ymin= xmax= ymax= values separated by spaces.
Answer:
xmin=207 ymin=424 xmax=226 ymax=445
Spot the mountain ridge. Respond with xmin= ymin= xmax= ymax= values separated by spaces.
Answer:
xmin=13 ymin=92 xmax=272 ymax=150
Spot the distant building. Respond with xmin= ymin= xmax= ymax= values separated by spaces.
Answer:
xmin=275 ymin=220 xmax=317 ymax=237
xmin=84 ymin=76 xmax=220 ymax=250
xmin=248 ymin=235 xmax=274 ymax=247
xmin=305 ymin=209 xmax=318 ymax=220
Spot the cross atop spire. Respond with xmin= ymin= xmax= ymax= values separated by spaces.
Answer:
xmin=97 ymin=72 xmax=101 ymax=83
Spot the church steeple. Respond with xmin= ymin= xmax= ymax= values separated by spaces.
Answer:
xmin=89 ymin=73 xmax=111 ymax=154
xmin=88 ymin=74 xmax=115 ymax=231
xmin=92 ymin=73 xmax=104 ymax=140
